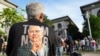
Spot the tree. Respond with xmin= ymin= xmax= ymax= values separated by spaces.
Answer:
xmin=0 ymin=8 xmax=24 ymax=28
xmin=89 ymin=14 xmax=100 ymax=39
xmin=82 ymin=14 xmax=100 ymax=39
xmin=43 ymin=15 xmax=53 ymax=27
xmin=68 ymin=23 xmax=84 ymax=40
xmin=0 ymin=8 xmax=25 ymax=36
xmin=82 ymin=20 xmax=89 ymax=37
xmin=0 ymin=29 xmax=5 ymax=36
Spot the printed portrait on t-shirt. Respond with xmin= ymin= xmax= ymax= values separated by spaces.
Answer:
xmin=17 ymin=25 xmax=49 ymax=56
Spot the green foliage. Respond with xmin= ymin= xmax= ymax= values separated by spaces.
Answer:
xmin=82 ymin=14 xmax=100 ymax=39
xmin=82 ymin=20 xmax=89 ymax=36
xmin=0 ymin=30 xmax=5 ymax=36
xmin=67 ymin=23 xmax=84 ymax=40
xmin=68 ymin=24 xmax=78 ymax=36
xmin=0 ymin=8 xmax=24 ymax=27
xmin=43 ymin=15 xmax=52 ymax=27
xmin=89 ymin=14 xmax=100 ymax=39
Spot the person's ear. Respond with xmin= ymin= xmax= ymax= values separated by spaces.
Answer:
xmin=39 ymin=13 xmax=44 ymax=22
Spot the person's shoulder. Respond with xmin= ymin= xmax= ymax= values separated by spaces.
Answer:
xmin=9 ymin=22 xmax=27 ymax=31
xmin=13 ymin=21 xmax=27 ymax=26
xmin=11 ymin=21 xmax=27 ymax=27
xmin=42 ymin=23 xmax=52 ymax=29
xmin=42 ymin=23 xmax=48 ymax=27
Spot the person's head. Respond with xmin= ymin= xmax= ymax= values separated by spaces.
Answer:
xmin=26 ymin=2 xmax=44 ymax=22
xmin=28 ymin=25 xmax=44 ymax=43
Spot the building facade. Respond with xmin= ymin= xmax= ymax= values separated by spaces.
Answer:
xmin=51 ymin=16 xmax=78 ymax=39
xmin=80 ymin=1 xmax=100 ymax=19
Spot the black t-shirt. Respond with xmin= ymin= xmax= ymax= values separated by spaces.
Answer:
xmin=6 ymin=19 xmax=57 ymax=56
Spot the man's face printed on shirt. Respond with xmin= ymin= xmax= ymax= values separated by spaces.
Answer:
xmin=21 ymin=25 xmax=49 ymax=47
xmin=28 ymin=25 xmax=44 ymax=43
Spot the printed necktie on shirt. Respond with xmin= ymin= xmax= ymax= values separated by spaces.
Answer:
xmin=36 ymin=52 xmax=38 ymax=56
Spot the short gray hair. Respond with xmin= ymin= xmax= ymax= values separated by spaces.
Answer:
xmin=26 ymin=2 xmax=44 ymax=19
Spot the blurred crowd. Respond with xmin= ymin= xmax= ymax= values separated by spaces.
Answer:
xmin=55 ymin=33 xmax=98 ymax=56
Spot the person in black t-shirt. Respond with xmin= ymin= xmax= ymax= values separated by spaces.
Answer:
xmin=6 ymin=2 xmax=57 ymax=56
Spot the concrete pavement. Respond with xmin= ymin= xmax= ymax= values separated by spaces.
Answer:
xmin=0 ymin=52 xmax=6 ymax=56
xmin=63 ymin=51 xmax=100 ymax=56
xmin=0 ymin=52 xmax=100 ymax=56
xmin=82 ymin=52 xmax=100 ymax=56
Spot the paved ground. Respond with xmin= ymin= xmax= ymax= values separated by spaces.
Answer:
xmin=0 ymin=52 xmax=100 ymax=56
xmin=0 ymin=54 xmax=6 ymax=56
xmin=0 ymin=52 xmax=6 ymax=56
xmin=82 ymin=52 xmax=100 ymax=56
xmin=62 ymin=52 xmax=100 ymax=56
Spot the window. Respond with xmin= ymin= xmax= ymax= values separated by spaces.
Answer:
xmin=97 ymin=9 xmax=100 ymax=17
xmin=58 ymin=23 xmax=62 ymax=29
